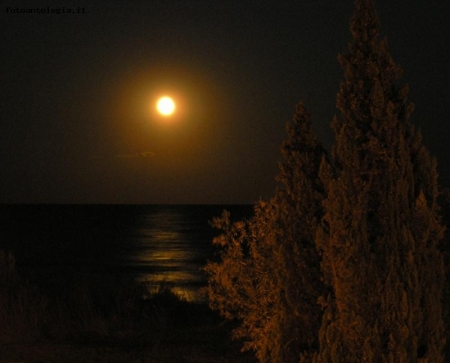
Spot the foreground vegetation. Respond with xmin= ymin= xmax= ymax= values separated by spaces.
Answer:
xmin=205 ymin=1 xmax=448 ymax=362
xmin=0 ymin=251 xmax=256 ymax=363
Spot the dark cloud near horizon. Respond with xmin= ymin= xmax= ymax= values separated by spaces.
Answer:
xmin=90 ymin=152 xmax=156 ymax=160
xmin=117 ymin=152 xmax=155 ymax=159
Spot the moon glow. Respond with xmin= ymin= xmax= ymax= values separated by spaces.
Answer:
xmin=157 ymin=96 xmax=176 ymax=116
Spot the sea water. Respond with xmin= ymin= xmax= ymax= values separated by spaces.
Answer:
xmin=0 ymin=204 xmax=253 ymax=302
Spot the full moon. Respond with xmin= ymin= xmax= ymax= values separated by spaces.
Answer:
xmin=157 ymin=96 xmax=176 ymax=116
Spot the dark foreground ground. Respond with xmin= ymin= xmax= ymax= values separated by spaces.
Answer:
xmin=0 ymin=252 xmax=256 ymax=363
xmin=0 ymin=308 xmax=256 ymax=363
xmin=0 ymin=303 xmax=257 ymax=363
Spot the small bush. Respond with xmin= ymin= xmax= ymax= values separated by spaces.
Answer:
xmin=0 ymin=250 xmax=48 ymax=342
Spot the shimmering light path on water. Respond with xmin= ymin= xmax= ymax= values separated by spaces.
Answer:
xmin=0 ymin=204 xmax=253 ymax=302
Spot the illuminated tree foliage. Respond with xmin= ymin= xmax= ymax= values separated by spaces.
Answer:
xmin=206 ymin=0 xmax=446 ymax=362
xmin=437 ymin=187 xmax=450 ymax=359
xmin=313 ymin=0 xmax=445 ymax=361
xmin=205 ymin=103 xmax=327 ymax=363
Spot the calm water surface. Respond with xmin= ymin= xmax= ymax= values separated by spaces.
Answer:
xmin=0 ymin=204 xmax=253 ymax=302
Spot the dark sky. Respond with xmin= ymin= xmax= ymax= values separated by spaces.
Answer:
xmin=2 ymin=0 xmax=449 ymax=204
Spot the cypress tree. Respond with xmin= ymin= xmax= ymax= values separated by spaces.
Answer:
xmin=205 ymin=102 xmax=326 ymax=362
xmin=273 ymin=102 xmax=327 ymax=362
xmin=314 ymin=0 xmax=446 ymax=361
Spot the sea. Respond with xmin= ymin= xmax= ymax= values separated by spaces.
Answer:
xmin=0 ymin=204 xmax=253 ymax=302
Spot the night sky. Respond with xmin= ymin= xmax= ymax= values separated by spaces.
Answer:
xmin=2 ymin=0 xmax=449 ymax=204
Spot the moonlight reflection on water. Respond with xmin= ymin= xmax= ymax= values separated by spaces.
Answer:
xmin=0 ymin=204 xmax=253 ymax=303
xmin=123 ymin=206 xmax=219 ymax=302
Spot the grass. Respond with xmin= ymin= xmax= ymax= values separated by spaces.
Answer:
xmin=0 ymin=251 xmax=256 ymax=362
